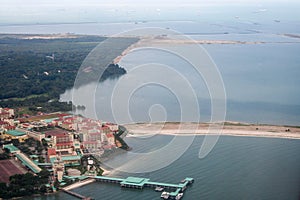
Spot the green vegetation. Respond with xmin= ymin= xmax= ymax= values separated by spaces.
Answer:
xmin=0 ymin=35 xmax=138 ymax=115
xmin=0 ymin=169 xmax=51 ymax=199
xmin=0 ymin=151 xmax=9 ymax=160
xmin=12 ymin=137 xmax=46 ymax=156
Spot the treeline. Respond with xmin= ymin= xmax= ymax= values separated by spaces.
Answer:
xmin=0 ymin=35 xmax=137 ymax=114
xmin=0 ymin=36 xmax=128 ymax=99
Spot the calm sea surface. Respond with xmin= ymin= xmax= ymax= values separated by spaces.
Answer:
xmin=60 ymin=41 xmax=300 ymax=126
xmin=26 ymin=135 xmax=300 ymax=200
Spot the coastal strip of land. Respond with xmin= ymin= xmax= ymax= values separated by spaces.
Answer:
xmin=113 ymin=35 xmax=300 ymax=64
xmin=113 ymin=36 xmax=264 ymax=64
xmin=123 ymin=122 xmax=300 ymax=139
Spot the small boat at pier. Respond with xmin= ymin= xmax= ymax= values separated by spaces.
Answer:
xmin=161 ymin=191 xmax=170 ymax=199
xmin=155 ymin=186 xmax=164 ymax=192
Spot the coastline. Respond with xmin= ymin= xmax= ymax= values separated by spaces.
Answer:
xmin=62 ymin=178 xmax=96 ymax=191
xmin=112 ymin=36 xmax=275 ymax=64
xmin=123 ymin=122 xmax=300 ymax=140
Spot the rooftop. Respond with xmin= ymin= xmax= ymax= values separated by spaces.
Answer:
xmin=6 ymin=130 xmax=26 ymax=137
xmin=47 ymin=148 xmax=57 ymax=156
xmin=120 ymin=177 xmax=150 ymax=187
xmin=44 ymin=117 xmax=59 ymax=123
xmin=15 ymin=153 xmax=41 ymax=173
xmin=3 ymin=144 xmax=20 ymax=153
xmin=50 ymin=155 xmax=81 ymax=163
xmin=44 ymin=129 xmax=69 ymax=137
xmin=61 ymin=155 xmax=81 ymax=161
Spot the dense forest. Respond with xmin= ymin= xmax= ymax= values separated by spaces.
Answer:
xmin=0 ymin=35 xmax=138 ymax=115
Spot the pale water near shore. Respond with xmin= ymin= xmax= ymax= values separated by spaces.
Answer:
xmin=60 ymin=41 xmax=300 ymax=126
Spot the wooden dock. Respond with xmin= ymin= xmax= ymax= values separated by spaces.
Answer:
xmin=61 ymin=188 xmax=92 ymax=200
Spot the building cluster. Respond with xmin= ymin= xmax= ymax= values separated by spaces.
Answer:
xmin=0 ymin=108 xmax=25 ymax=142
xmin=0 ymin=107 xmax=16 ymax=131
xmin=0 ymin=107 xmax=14 ymax=120
xmin=1 ymin=108 xmax=121 ymax=181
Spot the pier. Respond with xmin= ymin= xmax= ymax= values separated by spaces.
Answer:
xmin=61 ymin=189 xmax=92 ymax=200
xmin=63 ymin=175 xmax=194 ymax=199
xmin=62 ymin=178 xmax=95 ymax=199
xmin=93 ymin=176 xmax=194 ymax=199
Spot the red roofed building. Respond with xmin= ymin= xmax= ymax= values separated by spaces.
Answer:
xmin=47 ymin=148 xmax=57 ymax=157
xmin=0 ymin=121 xmax=15 ymax=130
xmin=0 ymin=108 xmax=14 ymax=119
xmin=61 ymin=121 xmax=74 ymax=130
xmin=0 ymin=112 xmax=10 ymax=120
xmin=5 ymin=125 xmax=15 ymax=130
xmin=105 ymin=123 xmax=119 ymax=133
xmin=0 ymin=121 xmax=9 ymax=126
xmin=45 ymin=130 xmax=74 ymax=152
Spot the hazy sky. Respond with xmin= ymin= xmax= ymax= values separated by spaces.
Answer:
xmin=2 ymin=0 xmax=298 ymax=6
xmin=1 ymin=0 xmax=299 ymax=24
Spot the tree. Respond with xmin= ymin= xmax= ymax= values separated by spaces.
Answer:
xmin=41 ymin=138 xmax=48 ymax=147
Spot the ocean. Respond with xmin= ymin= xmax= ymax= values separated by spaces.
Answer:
xmin=60 ymin=39 xmax=300 ymax=126
xmin=26 ymin=135 xmax=300 ymax=200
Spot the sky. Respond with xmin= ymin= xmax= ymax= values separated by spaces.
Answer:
xmin=2 ymin=0 xmax=298 ymax=6
xmin=0 ymin=0 xmax=299 ymax=24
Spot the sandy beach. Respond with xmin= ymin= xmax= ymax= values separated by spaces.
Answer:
xmin=112 ymin=35 xmax=298 ymax=64
xmin=123 ymin=122 xmax=300 ymax=140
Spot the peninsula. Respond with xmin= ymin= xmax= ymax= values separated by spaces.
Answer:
xmin=124 ymin=122 xmax=300 ymax=140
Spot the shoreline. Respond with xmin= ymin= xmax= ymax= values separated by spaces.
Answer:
xmin=112 ymin=35 xmax=282 ymax=64
xmin=123 ymin=122 xmax=300 ymax=140
xmin=62 ymin=178 xmax=96 ymax=191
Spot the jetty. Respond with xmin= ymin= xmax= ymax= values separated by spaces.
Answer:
xmin=62 ymin=178 xmax=95 ymax=199
xmin=61 ymin=188 xmax=92 ymax=200
xmin=93 ymin=176 xmax=194 ymax=199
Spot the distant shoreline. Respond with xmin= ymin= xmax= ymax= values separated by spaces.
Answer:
xmin=123 ymin=122 xmax=300 ymax=140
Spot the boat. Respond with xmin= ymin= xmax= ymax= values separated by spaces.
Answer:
xmin=155 ymin=186 xmax=164 ymax=192
xmin=175 ymin=193 xmax=184 ymax=200
xmin=161 ymin=191 xmax=170 ymax=199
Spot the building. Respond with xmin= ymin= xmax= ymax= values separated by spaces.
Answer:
xmin=3 ymin=143 xmax=21 ymax=154
xmin=105 ymin=123 xmax=119 ymax=133
xmin=1 ymin=129 xmax=28 ymax=142
xmin=82 ymin=141 xmax=100 ymax=150
xmin=45 ymin=130 xmax=74 ymax=153
xmin=0 ymin=108 xmax=14 ymax=120
xmin=23 ymin=129 xmax=45 ymax=141
xmin=51 ymin=156 xmax=65 ymax=181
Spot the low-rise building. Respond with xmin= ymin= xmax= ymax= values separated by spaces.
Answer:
xmin=0 ymin=108 xmax=14 ymax=120
xmin=23 ymin=129 xmax=45 ymax=141
xmin=1 ymin=129 xmax=28 ymax=142
xmin=45 ymin=130 xmax=74 ymax=153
